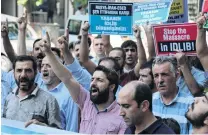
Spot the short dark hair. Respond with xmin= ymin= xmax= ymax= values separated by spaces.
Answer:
xmin=78 ymin=35 xmax=92 ymax=47
xmin=51 ymin=47 xmax=61 ymax=58
xmin=33 ymin=38 xmax=42 ymax=48
xmin=13 ymin=55 xmax=37 ymax=73
xmin=134 ymin=82 xmax=152 ymax=111
xmin=111 ymin=47 xmax=126 ymax=61
xmin=95 ymin=65 xmax=119 ymax=98
xmin=162 ymin=118 xmax=181 ymax=134
xmin=121 ymin=40 xmax=137 ymax=52
xmin=98 ymin=57 xmax=121 ymax=72
xmin=140 ymin=58 xmax=154 ymax=79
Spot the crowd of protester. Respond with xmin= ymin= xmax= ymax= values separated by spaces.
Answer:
xmin=1 ymin=11 xmax=208 ymax=134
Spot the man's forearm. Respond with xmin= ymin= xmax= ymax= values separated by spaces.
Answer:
xmin=145 ymin=31 xmax=155 ymax=60
xmin=2 ymin=36 xmax=16 ymax=62
xmin=134 ymin=37 xmax=147 ymax=77
xmin=137 ymin=37 xmax=147 ymax=65
xmin=80 ymin=35 xmax=89 ymax=63
xmin=17 ymin=29 xmax=26 ymax=55
xmin=196 ymin=29 xmax=208 ymax=57
xmin=45 ymin=50 xmax=81 ymax=101
xmin=180 ymin=65 xmax=203 ymax=96
xmin=46 ymin=50 xmax=73 ymax=80
xmin=62 ymin=49 xmax=74 ymax=65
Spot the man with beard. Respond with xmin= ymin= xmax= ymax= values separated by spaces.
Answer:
xmin=39 ymin=32 xmax=127 ymax=134
xmin=39 ymin=56 xmax=79 ymax=132
xmin=118 ymin=81 xmax=175 ymax=134
xmin=2 ymin=55 xmax=61 ymax=128
xmin=185 ymin=93 xmax=208 ymax=134
xmin=1 ymin=13 xmax=44 ymax=90
xmin=1 ymin=12 xmax=62 ymax=90
xmin=36 ymin=34 xmax=92 ymax=132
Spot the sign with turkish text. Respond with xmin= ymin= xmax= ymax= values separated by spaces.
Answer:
xmin=153 ymin=23 xmax=197 ymax=56
xmin=89 ymin=2 xmax=133 ymax=35
xmin=133 ymin=0 xmax=173 ymax=25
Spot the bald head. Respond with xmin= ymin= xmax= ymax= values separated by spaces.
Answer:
xmin=119 ymin=81 xmax=140 ymax=98
xmin=119 ymin=81 xmax=153 ymax=111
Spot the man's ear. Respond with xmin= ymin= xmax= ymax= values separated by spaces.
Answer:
xmin=141 ymin=100 xmax=149 ymax=112
xmin=109 ymin=84 xmax=116 ymax=92
xmin=204 ymin=116 xmax=208 ymax=126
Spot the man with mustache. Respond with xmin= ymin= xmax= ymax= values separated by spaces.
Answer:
xmin=2 ymin=55 xmax=61 ymax=128
xmin=39 ymin=32 xmax=127 ymax=134
xmin=152 ymin=56 xmax=194 ymax=134
xmin=36 ymin=33 xmax=92 ymax=132
xmin=185 ymin=92 xmax=208 ymax=134
xmin=1 ymin=12 xmax=44 ymax=90
xmin=1 ymin=14 xmax=63 ymax=90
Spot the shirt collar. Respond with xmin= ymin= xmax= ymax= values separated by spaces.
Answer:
xmin=140 ymin=117 xmax=163 ymax=134
xmin=12 ymin=84 xmax=39 ymax=97
xmin=128 ymin=117 xmax=163 ymax=134
xmin=93 ymin=100 xmax=118 ymax=113
xmin=159 ymin=88 xmax=180 ymax=105
xmin=50 ymin=82 xmax=63 ymax=92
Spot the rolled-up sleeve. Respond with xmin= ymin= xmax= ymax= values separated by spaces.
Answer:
xmin=65 ymin=59 xmax=91 ymax=91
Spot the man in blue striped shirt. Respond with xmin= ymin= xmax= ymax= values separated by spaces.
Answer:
xmin=152 ymin=56 xmax=194 ymax=134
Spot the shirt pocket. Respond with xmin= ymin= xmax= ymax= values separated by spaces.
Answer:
xmin=106 ymin=123 xmax=119 ymax=134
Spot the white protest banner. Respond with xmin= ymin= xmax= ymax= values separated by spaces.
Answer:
xmin=1 ymin=118 xmax=76 ymax=134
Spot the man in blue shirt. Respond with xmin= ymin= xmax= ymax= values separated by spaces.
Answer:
xmin=175 ymin=52 xmax=206 ymax=97
xmin=39 ymin=56 xmax=79 ymax=132
xmin=152 ymin=56 xmax=194 ymax=134
xmin=1 ymin=70 xmax=12 ymax=115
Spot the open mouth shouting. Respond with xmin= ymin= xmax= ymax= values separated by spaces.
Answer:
xmin=42 ymin=72 xmax=49 ymax=78
xmin=90 ymin=87 xmax=99 ymax=96
xmin=19 ymin=78 xmax=29 ymax=86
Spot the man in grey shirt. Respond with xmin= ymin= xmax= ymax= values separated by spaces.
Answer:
xmin=3 ymin=55 xmax=61 ymax=129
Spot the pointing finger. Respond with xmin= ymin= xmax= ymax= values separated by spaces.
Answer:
xmin=6 ymin=18 xmax=8 ymax=28
xmin=46 ymin=32 xmax=50 ymax=44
